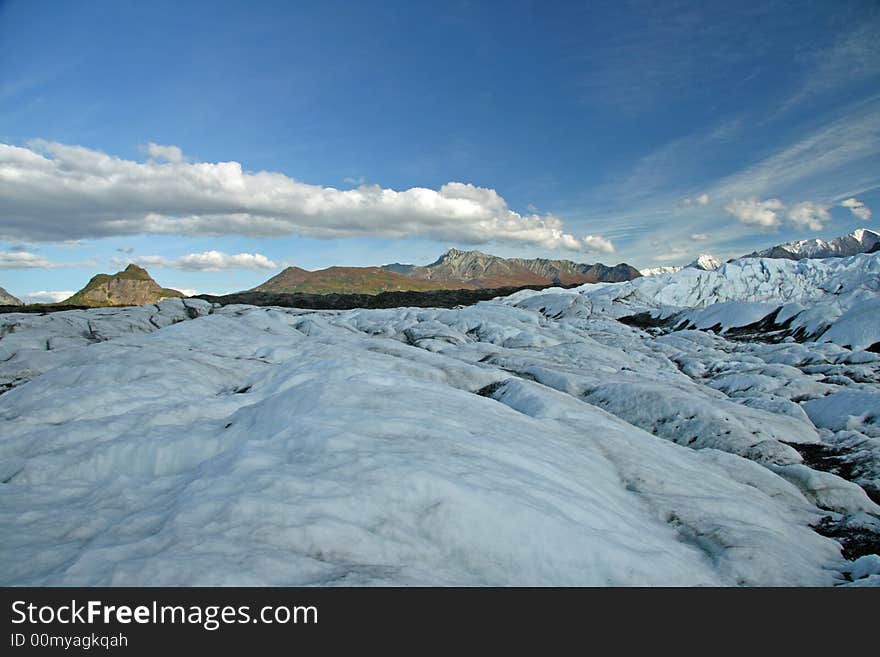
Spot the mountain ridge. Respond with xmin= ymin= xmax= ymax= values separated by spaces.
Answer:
xmin=381 ymin=248 xmax=641 ymax=287
xmin=253 ymin=248 xmax=642 ymax=294
xmin=641 ymin=253 xmax=720 ymax=277
xmin=742 ymin=228 xmax=880 ymax=261
xmin=254 ymin=265 xmax=465 ymax=295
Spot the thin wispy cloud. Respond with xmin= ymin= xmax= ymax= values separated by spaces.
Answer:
xmin=570 ymin=2 xmax=792 ymax=114
xmin=707 ymin=96 xmax=880 ymax=202
xmin=0 ymin=140 xmax=612 ymax=253
xmin=613 ymin=118 xmax=742 ymax=203
xmin=779 ymin=19 xmax=880 ymax=115
xmin=648 ymin=237 xmax=690 ymax=263
xmin=0 ymin=250 xmax=93 ymax=269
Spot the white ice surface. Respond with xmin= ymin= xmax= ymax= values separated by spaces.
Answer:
xmin=2 ymin=253 xmax=880 ymax=586
xmin=508 ymin=252 xmax=880 ymax=348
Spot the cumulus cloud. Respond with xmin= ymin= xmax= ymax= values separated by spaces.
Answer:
xmin=0 ymin=140 xmax=598 ymax=252
xmin=786 ymin=201 xmax=831 ymax=231
xmin=841 ymin=197 xmax=872 ymax=221
xmin=724 ymin=197 xmax=831 ymax=231
xmin=20 ymin=290 xmax=74 ymax=304
xmin=690 ymin=233 xmax=711 ymax=242
xmin=683 ymin=194 xmax=710 ymax=206
xmin=145 ymin=143 xmax=186 ymax=163
xmin=120 ymin=250 xmax=279 ymax=272
xmin=724 ymin=198 xmax=785 ymax=229
xmin=582 ymin=235 xmax=615 ymax=253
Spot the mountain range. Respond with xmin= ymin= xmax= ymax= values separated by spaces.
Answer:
xmin=255 ymin=248 xmax=640 ymax=295
xmin=641 ymin=228 xmax=879 ymax=276
xmin=384 ymin=248 xmax=640 ymax=287
xmin=641 ymin=253 xmax=722 ymax=277
xmin=4 ymin=229 xmax=878 ymax=308
xmin=743 ymin=228 xmax=880 ymax=260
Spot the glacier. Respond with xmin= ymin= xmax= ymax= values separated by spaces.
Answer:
xmin=1 ymin=252 xmax=879 ymax=586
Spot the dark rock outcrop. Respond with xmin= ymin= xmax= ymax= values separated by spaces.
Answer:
xmin=197 ymin=282 xmax=581 ymax=311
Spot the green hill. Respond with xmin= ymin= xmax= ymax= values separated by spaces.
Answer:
xmin=64 ymin=264 xmax=184 ymax=307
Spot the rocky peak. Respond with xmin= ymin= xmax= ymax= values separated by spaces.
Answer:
xmin=64 ymin=265 xmax=184 ymax=307
xmin=0 ymin=286 xmax=23 ymax=305
xmin=687 ymin=254 xmax=722 ymax=271
xmin=122 ymin=263 xmax=152 ymax=278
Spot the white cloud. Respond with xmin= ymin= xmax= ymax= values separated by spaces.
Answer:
xmin=343 ymin=176 xmax=366 ymax=185
xmin=690 ymin=233 xmax=711 ymax=242
xmin=786 ymin=201 xmax=831 ymax=230
xmin=841 ymin=197 xmax=872 ymax=221
xmin=0 ymin=250 xmax=65 ymax=268
xmin=725 ymin=197 xmax=836 ymax=232
xmin=119 ymin=250 xmax=279 ymax=272
xmin=145 ymin=143 xmax=185 ymax=163
xmin=683 ymin=193 xmax=710 ymax=206
xmin=19 ymin=290 xmax=74 ymax=304
xmin=583 ymin=235 xmax=615 ymax=253
xmin=0 ymin=141 xmax=596 ymax=252
xmin=724 ymin=198 xmax=785 ymax=229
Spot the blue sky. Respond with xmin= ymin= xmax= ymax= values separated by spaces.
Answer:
xmin=1 ymin=0 xmax=879 ymax=300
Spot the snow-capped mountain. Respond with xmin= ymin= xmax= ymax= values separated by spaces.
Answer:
xmin=564 ymin=251 xmax=880 ymax=350
xmin=640 ymin=265 xmax=682 ymax=276
xmin=640 ymin=253 xmax=720 ymax=276
xmin=743 ymin=228 xmax=880 ymax=260
xmin=687 ymin=253 xmax=722 ymax=270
